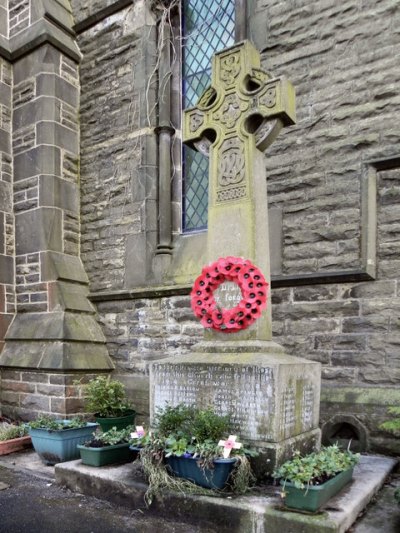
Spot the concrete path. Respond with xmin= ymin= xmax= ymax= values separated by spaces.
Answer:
xmin=0 ymin=462 xmax=213 ymax=533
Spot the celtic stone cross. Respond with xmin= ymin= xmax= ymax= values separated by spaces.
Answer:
xmin=183 ymin=40 xmax=296 ymax=342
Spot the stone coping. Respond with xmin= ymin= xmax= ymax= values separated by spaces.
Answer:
xmin=53 ymin=455 xmax=397 ymax=533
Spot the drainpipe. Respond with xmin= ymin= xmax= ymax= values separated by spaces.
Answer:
xmin=155 ymin=22 xmax=175 ymax=257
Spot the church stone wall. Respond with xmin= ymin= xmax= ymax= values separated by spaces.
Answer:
xmin=0 ymin=56 xmax=14 ymax=355
xmin=77 ymin=1 xmax=158 ymax=292
xmin=74 ymin=0 xmax=400 ymax=449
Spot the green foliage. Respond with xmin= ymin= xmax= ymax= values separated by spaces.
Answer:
xmin=273 ymin=445 xmax=360 ymax=490
xmin=0 ymin=424 xmax=29 ymax=441
xmin=395 ymin=487 xmax=400 ymax=505
xmin=153 ymin=403 xmax=195 ymax=438
xmin=137 ymin=404 xmax=257 ymax=504
xmin=380 ymin=406 xmax=400 ymax=436
xmin=83 ymin=376 xmax=132 ymax=418
xmin=85 ymin=426 xmax=132 ymax=447
xmin=191 ymin=408 xmax=230 ymax=443
xmin=28 ymin=416 xmax=87 ymax=431
xmin=153 ymin=403 xmax=230 ymax=443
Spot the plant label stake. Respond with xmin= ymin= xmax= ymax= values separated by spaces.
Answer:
xmin=218 ymin=435 xmax=242 ymax=458
xmin=131 ymin=426 xmax=145 ymax=439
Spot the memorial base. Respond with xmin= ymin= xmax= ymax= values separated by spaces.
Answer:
xmin=150 ymin=341 xmax=321 ymax=477
xmin=250 ymin=427 xmax=321 ymax=478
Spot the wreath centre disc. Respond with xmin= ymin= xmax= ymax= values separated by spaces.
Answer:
xmin=190 ymin=256 xmax=269 ymax=333
xmin=214 ymin=281 xmax=242 ymax=310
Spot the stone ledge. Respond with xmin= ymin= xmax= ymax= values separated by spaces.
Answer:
xmin=55 ymin=455 xmax=397 ymax=533
xmin=0 ymin=18 xmax=81 ymax=62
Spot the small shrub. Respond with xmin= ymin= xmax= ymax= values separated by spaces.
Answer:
xmin=83 ymin=376 xmax=132 ymax=418
xmin=380 ymin=406 xmax=400 ymax=436
xmin=273 ymin=445 xmax=360 ymax=490
xmin=84 ymin=426 xmax=132 ymax=448
xmin=28 ymin=416 xmax=86 ymax=431
xmin=0 ymin=425 xmax=28 ymax=441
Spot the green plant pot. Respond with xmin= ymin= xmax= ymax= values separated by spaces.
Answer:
xmin=281 ymin=467 xmax=354 ymax=512
xmin=29 ymin=422 xmax=98 ymax=465
xmin=77 ymin=442 xmax=133 ymax=467
xmin=95 ymin=410 xmax=136 ymax=431
xmin=166 ymin=456 xmax=236 ymax=489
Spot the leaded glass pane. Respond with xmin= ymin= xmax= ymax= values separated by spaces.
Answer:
xmin=182 ymin=0 xmax=235 ymax=232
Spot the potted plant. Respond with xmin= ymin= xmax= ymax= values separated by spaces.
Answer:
xmin=28 ymin=415 xmax=98 ymax=465
xmin=83 ymin=376 xmax=135 ymax=431
xmin=273 ymin=445 xmax=360 ymax=512
xmin=134 ymin=404 xmax=257 ymax=505
xmin=77 ymin=426 xmax=134 ymax=467
xmin=0 ymin=419 xmax=31 ymax=455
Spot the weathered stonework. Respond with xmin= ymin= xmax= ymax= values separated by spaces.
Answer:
xmin=0 ymin=0 xmax=398 ymax=455
xmin=0 ymin=0 xmax=113 ymax=419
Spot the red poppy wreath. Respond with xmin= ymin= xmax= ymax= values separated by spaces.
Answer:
xmin=190 ymin=256 xmax=269 ymax=333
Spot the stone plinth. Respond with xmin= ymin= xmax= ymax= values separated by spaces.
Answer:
xmin=150 ymin=341 xmax=321 ymax=476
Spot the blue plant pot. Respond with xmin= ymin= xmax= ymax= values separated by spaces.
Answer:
xmin=166 ymin=455 xmax=236 ymax=489
xmin=128 ymin=445 xmax=141 ymax=461
xmin=29 ymin=422 xmax=98 ymax=465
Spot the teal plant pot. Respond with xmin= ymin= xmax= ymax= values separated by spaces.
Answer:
xmin=29 ymin=422 xmax=98 ymax=465
xmin=281 ymin=467 xmax=354 ymax=512
xmin=78 ymin=442 xmax=133 ymax=467
xmin=166 ymin=456 xmax=236 ymax=489
xmin=95 ymin=410 xmax=136 ymax=431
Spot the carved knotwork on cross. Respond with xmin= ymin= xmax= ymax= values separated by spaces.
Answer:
xmin=183 ymin=40 xmax=296 ymax=208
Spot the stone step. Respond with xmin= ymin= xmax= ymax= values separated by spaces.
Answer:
xmin=55 ymin=455 xmax=397 ymax=533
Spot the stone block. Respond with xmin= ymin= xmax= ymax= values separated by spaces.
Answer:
xmin=0 ymin=81 xmax=11 ymax=106
xmin=21 ymin=372 xmax=49 ymax=383
xmin=151 ymin=346 xmax=321 ymax=444
xmin=0 ymin=7 xmax=6 ymax=37
xmin=36 ymin=121 xmax=78 ymax=154
xmin=48 ymin=281 xmax=95 ymax=313
xmin=0 ymin=313 xmax=12 ymax=339
xmin=36 ymin=73 xmax=78 ymax=107
xmin=40 ymin=251 xmax=89 ymax=283
xmin=4 ymin=311 xmax=106 ymax=342
xmin=0 ymin=339 xmax=114 ymax=371
xmin=124 ymin=232 xmax=151 ymax=287
xmin=14 ymin=146 xmax=61 ymax=181
xmin=39 ymin=175 xmax=78 ymax=211
xmin=0 ymin=255 xmax=13 ymax=284
xmin=13 ymin=46 xmax=60 ymax=84
xmin=0 ymin=180 xmax=12 ymax=212
xmin=20 ymin=394 xmax=50 ymax=411
xmin=0 ymin=128 xmax=11 ymax=153
xmin=15 ymin=208 xmax=62 ymax=254
xmin=13 ymin=96 xmax=60 ymax=129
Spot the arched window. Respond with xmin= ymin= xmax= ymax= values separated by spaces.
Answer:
xmin=181 ymin=0 xmax=235 ymax=232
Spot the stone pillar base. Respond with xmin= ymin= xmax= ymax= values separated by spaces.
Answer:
xmin=0 ymin=368 xmax=104 ymax=420
xmin=251 ymin=428 xmax=321 ymax=479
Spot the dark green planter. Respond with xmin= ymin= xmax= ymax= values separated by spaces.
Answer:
xmin=29 ymin=422 xmax=98 ymax=465
xmin=95 ymin=410 xmax=135 ymax=431
xmin=166 ymin=456 xmax=236 ymax=489
xmin=77 ymin=442 xmax=133 ymax=466
xmin=281 ymin=467 xmax=354 ymax=512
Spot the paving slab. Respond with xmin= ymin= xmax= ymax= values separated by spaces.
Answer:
xmin=52 ymin=455 xmax=397 ymax=533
